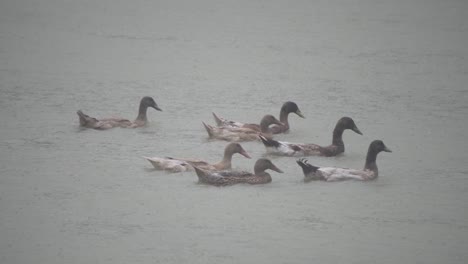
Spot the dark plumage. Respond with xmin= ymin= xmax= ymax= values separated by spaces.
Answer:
xmin=297 ymin=140 xmax=392 ymax=182
xmin=260 ymin=117 xmax=362 ymax=156
xmin=212 ymin=101 xmax=304 ymax=134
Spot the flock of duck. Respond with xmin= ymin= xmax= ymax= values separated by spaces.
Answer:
xmin=77 ymin=96 xmax=391 ymax=186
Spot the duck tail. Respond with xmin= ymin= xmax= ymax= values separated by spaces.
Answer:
xmin=193 ymin=166 xmax=207 ymax=180
xmin=202 ymin=122 xmax=214 ymax=138
xmin=77 ymin=110 xmax=91 ymax=126
xmin=259 ymin=134 xmax=280 ymax=147
xmin=212 ymin=112 xmax=224 ymax=126
xmin=142 ymin=156 xmax=164 ymax=169
xmin=296 ymin=158 xmax=319 ymax=174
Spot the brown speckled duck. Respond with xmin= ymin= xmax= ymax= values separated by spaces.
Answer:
xmin=259 ymin=117 xmax=362 ymax=156
xmin=143 ymin=143 xmax=251 ymax=173
xmin=77 ymin=96 xmax=161 ymax=129
xmin=296 ymin=140 xmax=392 ymax=182
xmin=194 ymin=158 xmax=283 ymax=186
xmin=212 ymin=101 xmax=305 ymax=134
xmin=203 ymin=115 xmax=283 ymax=142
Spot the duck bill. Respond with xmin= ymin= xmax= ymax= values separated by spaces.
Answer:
xmin=383 ymin=146 xmax=392 ymax=152
xmin=270 ymin=164 xmax=284 ymax=173
xmin=352 ymin=126 xmax=362 ymax=135
xmin=295 ymin=110 xmax=305 ymax=118
xmin=240 ymin=150 xmax=251 ymax=159
xmin=153 ymin=105 xmax=162 ymax=111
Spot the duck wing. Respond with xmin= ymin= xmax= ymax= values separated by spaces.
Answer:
xmin=214 ymin=170 xmax=256 ymax=185
xmin=212 ymin=112 xmax=245 ymax=127
xmin=194 ymin=167 xmax=233 ymax=186
xmin=259 ymin=135 xmax=320 ymax=156
xmin=318 ymin=167 xmax=372 ymax=182
xmin=143 ymin=156 xmax=192 ymax=172
xmin=293 ymin=143 xmax=321 ymax=156
xmin=166 ymin=157 xmax=212 ymax=169
xmin=77 ymin=110 xmax=103 ymax=129
xmin=203 ymin=122 xmax=260 ymax=142
xmin=268 ymin=124 xmax=287 ymax=134
xmin=217 ymin=170 xmax=253 ymax=178
xmin=98 ymin=117 xmax=133 ymax=128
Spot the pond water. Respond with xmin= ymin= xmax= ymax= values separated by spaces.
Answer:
xmin=0 ymin=0 xmax=467 ymax=263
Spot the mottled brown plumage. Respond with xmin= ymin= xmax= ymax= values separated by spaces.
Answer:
xmin=194 ymin=158 xmax=283 ymax=186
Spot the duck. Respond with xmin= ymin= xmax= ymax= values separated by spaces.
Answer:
xmin=212 ymin=101 xmax=305 ymax=134
xmin=203 ymin=115 xmax=284 ymax=142
xmin=193 ymin=158 xmax=283 ymax=186
xmin=296 ymin=140 xmax=392 ymax=182
xmin=143 ymin=143 xmax=251 ymax=172
xmin=259 ymin=117 xmax=362 ymax=157
xmin=77 ymin=96 xmax=162 ymax=129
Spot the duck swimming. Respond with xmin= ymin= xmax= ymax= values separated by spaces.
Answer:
xmin=194 ymin=158 xmax=283 ymax=186
xmin=296 ymin=140 xmax=392 ymax=182
xmin=143 ymin=143 xmax=251 ymax=172
xmin=203 ymin=115 xmax=283 ymax=142
xmin=259 ymin=117 xmax=362 ymax=156
xmin=212 ymin=101 xmax=305 ymax=134
xmin=77 ymin=96 xmax=162 ymax=129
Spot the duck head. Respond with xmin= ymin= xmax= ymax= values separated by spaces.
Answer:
xmin=282 ymin=101 xmax=305 ymax=118
xmin=370 ymin=140 xmax=392 ymax=153
xmin=254 ymin=158 xmax=284 ymax=174
xmin=141 ymin=96 xmax=162 ymax=111
xmin=337 ymin=117 xmax=362 ymax=135
xmin=365 ymin=140 xmax=392 ymax=170
xmin=225 ymin=143 xmax=251 ymax=158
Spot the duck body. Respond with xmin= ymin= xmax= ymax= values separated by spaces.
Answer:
xmin=194 ymin=158 xmax=283 ymax=186
xmin=203 ymin=115 xmax=283 ymax=142
xmin=259 ymin=117 xmax=362 ymax=157
xmin=203 ymin=124 xmax=261 ymax=142
xmin=77 ymin=96 xmax=161 ymax=130
xmin=143 ymin=157 xmax=193 ymax=172
xmin=143 ymin=143 xmax=251 ymax=172
xmin=212 ymin=101 xmax=304 ymax=134
xmin=195 ymin=169 xmax=272 ymax=186
xmin=296 ymin=140 xmax=392 ymax=182
xmin=259 ymin=136 xmax=326 ymax=156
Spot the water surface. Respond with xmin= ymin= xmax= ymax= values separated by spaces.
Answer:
xmin=1 ymin=0 xmax=467 ymax=263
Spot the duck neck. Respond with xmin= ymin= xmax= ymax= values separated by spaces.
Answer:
xmin=364 ymin=148 xmax=379 ymax=173
xmin=260 ymin=119 xmax=273 ymax=133
xmin=218 ymin=149 xmax=234 ymax=169
xmin=279 ymin=110 xmax=290 ymax=130
xmin=332 ymin=125 xmax=345 ymax=149
xmin=135 ymin=103 xmax=148 ymax=122
xmin=254 ymin=165 xmax=264 ymax=175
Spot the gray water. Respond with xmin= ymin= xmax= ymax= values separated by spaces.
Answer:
xmin=1 ymin=0 xmax=467 ymax=263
